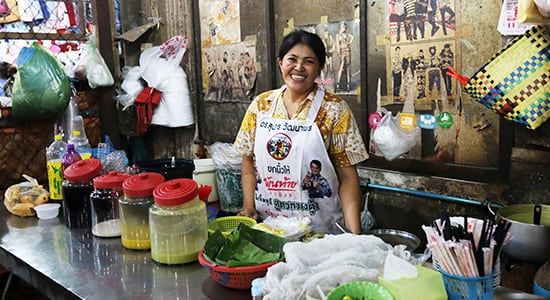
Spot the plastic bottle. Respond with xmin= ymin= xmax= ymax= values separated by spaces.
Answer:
xmin=97 ymin=135 xmax=113 ymax=161
xmin=46 ymin=134 xmax=67 ymax=201
xmin=62 ymin=144 xmax=82 ymax=173
xmin=69 ymin=130 xmax=92 ymax=159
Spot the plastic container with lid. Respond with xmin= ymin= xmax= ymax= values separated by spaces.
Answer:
xmin=149 ymin=178 xmax=208 ymax=265
xmin=119 ymin=172 xmax=165 ymax=250
xmin=62 ymin=158 xmax=103 ymax=228
xmin=90 ymin=171 xmax=131 ymax=237
xmin=192 ymin=158 xmax=218 ymax=203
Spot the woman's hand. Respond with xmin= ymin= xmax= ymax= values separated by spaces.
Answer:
xmin=237 ymin=207 xmax=259 ymax=220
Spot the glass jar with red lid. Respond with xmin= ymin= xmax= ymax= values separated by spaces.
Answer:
xmin=62 ymin=158 xmax=103 ymax=228
xmin=149 ymin=178 xmax=208 ymax=264
xmin=90 ymin=171 xmax=131 ymax=237
xmin=119 ymin=172 xmax=165 ymax=250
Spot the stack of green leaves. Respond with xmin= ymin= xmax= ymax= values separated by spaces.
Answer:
xmin=203 ymin=223 xmax=289 ymax=267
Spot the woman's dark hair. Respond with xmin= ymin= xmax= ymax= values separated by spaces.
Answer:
xmin=278 ymin=30 xmax=326 ymax=70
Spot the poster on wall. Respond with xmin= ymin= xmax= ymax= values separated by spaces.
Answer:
xmin=199 ymin=0 xmax=260 ymax=102
xmin=296 ymin=19 xmax=360 ymax=95
xmin=199 ymin=0 xmax=241 ymax=46
xmin=202 ymin=40 xmax=257 ymax=102
xmin=376 ymin=0 xmax=500 ymax=169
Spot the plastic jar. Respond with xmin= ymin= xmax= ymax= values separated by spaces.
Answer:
xmin=192 ymin=158 xmax=218 ymax=203
xmin=149 ymin=178 xmax=208 ymax=265
xmin=62 ymin=159 xmax=103 ymax=228
xmin=119 ymin=172 xmax=165 ymax=250
xmin=90 ymin=171 xmax=131 ymax=237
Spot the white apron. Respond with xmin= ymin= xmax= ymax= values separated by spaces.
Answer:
xmin=253 ymin=86 xmax=343 ymax=234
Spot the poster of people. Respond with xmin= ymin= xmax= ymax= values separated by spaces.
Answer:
xmin=202 ymin=41 xmax=257 ymax=102
xmin=379 ymin=0 xmax=499 ymax=167
xmin=297 ymin=19 xmax=360 ymax=95
xmin=199 ymin=0 xmax=259 ymax=102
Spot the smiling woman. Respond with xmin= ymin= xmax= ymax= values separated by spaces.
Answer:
xmin=233 ymin=30 xmax=369 ymax=234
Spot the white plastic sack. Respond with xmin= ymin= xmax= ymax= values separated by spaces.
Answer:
xmin=120 ymin=66 xmax=144 ymax=98
xmin=139 ymin=36 xmax=194 ymax=127
xmin=372 ymin=110 xmax=419 ymax=161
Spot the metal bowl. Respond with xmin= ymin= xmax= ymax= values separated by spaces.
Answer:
xmin=366 ymin=229 xmax=421 ymax=252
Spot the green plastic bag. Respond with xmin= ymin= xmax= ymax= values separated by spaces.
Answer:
xmin=11 ymin=42 xmax=71 ymax=120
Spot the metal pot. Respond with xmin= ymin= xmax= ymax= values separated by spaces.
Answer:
xmin=493 ymin=204 xmax=550 ymax=265
xmin=366 ymin=229 xmax=421 ymax=252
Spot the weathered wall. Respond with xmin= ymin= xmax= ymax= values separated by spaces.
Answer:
xmin=130 ymin=1 xmax=550 ymax=244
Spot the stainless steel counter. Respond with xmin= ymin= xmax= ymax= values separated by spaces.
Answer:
xmin=0 ymin=208 xmax=547 ymax=300
xmin=0 ymin=208 xmax=250 ymax=300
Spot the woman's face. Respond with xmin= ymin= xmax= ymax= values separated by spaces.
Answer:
xmin=278 ymin=43 xmax=320 ymax=94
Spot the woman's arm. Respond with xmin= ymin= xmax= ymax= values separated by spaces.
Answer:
xmin=335 ymin=165 xmax=362 ymax=234
xmin=237 ymin=154 xmax=259 ymax=220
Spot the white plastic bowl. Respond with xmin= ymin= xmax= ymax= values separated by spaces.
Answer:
xmin=34 ymin=203 xmax=60 ymax=220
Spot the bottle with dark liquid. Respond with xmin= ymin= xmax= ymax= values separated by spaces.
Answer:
xmin=62 ymin=159 xmax=103 ymax=228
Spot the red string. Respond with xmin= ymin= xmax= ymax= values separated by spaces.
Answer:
xmin=446 ymin=67 xmax=470 ymax=86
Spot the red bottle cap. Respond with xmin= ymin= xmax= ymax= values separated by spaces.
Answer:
xmin=153 ymin=179 xmax=198 ymax=206
xmin=123 ymin=172 xmax=165 ymax=197
xmin=64 ymin=159 xmax=103 ymax=182
xmin=93 ymin=171 xmax=131 ymax=189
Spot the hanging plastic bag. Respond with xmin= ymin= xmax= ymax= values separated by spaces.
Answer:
xmin=372 ymin=109 xmax=419 ymax=161
xmin=11 ymin=42 xmax=71 ymax=120
xmin=76 ymin=34 xmax=114 ymax=88
xmin=139 ymin=36 xmax=194 ymax=127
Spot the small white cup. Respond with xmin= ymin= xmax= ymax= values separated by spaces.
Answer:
xmin=34 ymin=203 xmax=61 ymax=220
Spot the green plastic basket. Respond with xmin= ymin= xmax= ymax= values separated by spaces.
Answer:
xmin=327 ymin=281 xmax=394 ymax=300
xmin=207 ymin=216 xmax=257 ymax=237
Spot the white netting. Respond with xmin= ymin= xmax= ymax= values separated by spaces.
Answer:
xmin=263 ymin=234 xmax=393 ymax=300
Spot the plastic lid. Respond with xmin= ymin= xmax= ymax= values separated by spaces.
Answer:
xmin=64 ymin=159 xmax=103 ymax=182
xmin=153 ymin=179 xmax=198 ymax=206
xmin=93 ymin=171 xmax=131 ymax=189
xmin=123 ymin=172 xmax=165 ymax=197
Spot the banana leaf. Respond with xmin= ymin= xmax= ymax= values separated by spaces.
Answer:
xmin=202 ymin=223 xmax=289 ymax=267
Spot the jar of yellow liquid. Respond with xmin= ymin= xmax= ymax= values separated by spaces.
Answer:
xmin=149 ymin=178 xmax=208 ymax=265
xmin=119 ymin=172 xmax=165 ymax=250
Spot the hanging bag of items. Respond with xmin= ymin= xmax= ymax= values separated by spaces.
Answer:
xmin=74 ymin=33 xmax=115 ymax=89
xmin=448 ymin=25 xmax=550 ymax=130
xmin=11 ymin=42 xmax=71 ymax=120
xmin=139 ymin=36 xmax=194 ymax=128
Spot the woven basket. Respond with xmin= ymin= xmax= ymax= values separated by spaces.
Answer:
xmin=207 ymin=216 xmax=257 ymax=237
xmin=198 ymin=250 xmax=280 ymax=290
xmin=450 ymin=25 xmax=550 ymax=130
